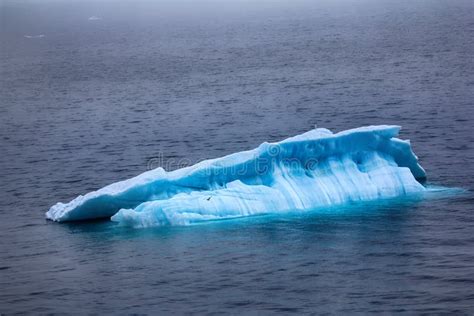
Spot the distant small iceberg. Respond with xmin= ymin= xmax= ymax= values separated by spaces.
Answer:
xmin=46 ymin=125 xmax=444 ymax=228
xmin=88 ymin=16 xmax=102 ymax=21
xmin=24 ymin=34 xmax=45 ymax=39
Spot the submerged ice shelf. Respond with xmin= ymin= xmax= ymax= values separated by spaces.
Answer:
xmin=46 ymin=125 xmax=428 ymax=227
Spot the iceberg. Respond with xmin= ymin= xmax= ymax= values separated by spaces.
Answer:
xmin=24 ymin=34 xmax=45 ymax=39
xmin=46 ymin=125 xmax=427 ymax=227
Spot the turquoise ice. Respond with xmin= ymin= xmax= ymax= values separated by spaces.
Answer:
xmin=46 ymin=125 xmax=427 ymax=227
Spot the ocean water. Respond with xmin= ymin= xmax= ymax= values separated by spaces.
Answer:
xmin=1 ymin=0 xmax=474 ymax=313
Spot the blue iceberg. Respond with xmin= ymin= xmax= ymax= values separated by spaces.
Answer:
xmin=46 ymin=125 xmax=428 ymax=227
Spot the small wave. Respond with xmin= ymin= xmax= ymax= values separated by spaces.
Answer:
xmin=423 ymin=185 xmax=468 ymax=199
xmin=88 ymin=16 xmax=102 ymax=21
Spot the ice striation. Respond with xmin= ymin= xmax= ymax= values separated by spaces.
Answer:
xmin=46 ymin=125 xmax=427 ymax=227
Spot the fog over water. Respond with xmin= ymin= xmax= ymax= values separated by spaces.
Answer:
xmin=1 ymin=0 xmax=473 ymax=313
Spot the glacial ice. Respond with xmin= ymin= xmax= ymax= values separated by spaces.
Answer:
xmin=46 ymin=125 xmax=427 ymax=227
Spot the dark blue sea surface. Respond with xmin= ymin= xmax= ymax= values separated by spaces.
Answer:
xmin=1 ymin=0 xmax=473 ymax=313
